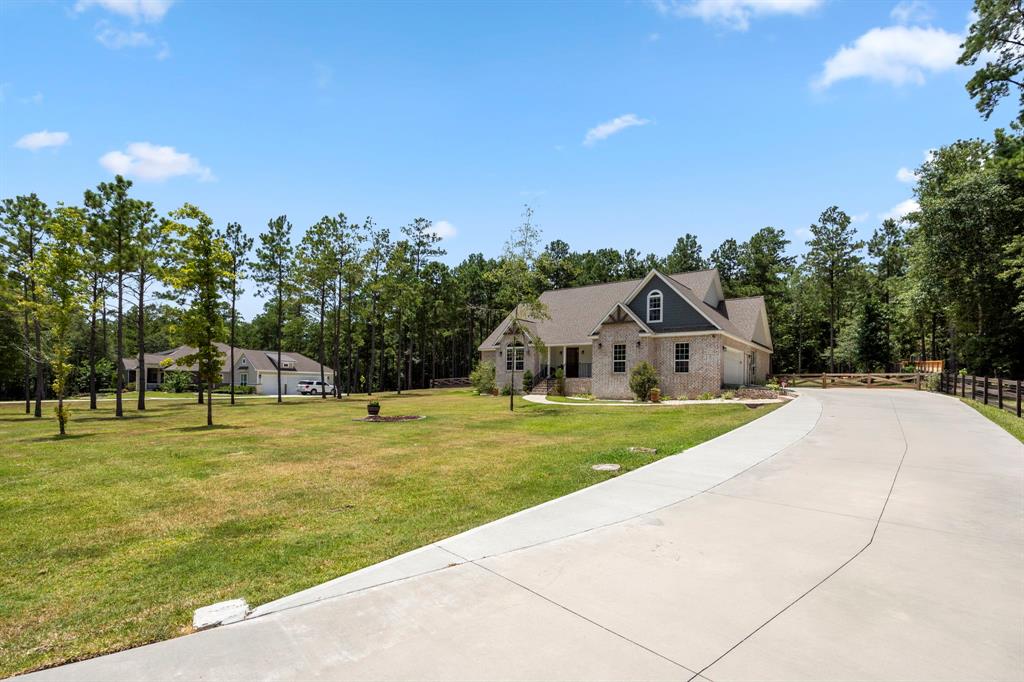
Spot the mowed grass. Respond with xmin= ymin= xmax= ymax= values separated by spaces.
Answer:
xmin=962 ymin=399 xmax=1024 ymax=443
xmin=0 ymin=389 xmax=779 ymax=675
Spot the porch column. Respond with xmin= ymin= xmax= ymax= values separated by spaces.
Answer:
xmin=547 ymin=346 xmax=551 ymax=378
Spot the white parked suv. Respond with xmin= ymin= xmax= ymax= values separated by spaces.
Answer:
xmin=297 ymin=380 xmax=334 ymax=395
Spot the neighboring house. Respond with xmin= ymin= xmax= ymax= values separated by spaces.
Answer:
xmin=478 ymin=268 xmax=773 ymax=399
xmin=122 ymin=342 xmax=335 ymax=395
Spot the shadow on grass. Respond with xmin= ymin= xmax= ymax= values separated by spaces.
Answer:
xmin=175 ymin=424 xmax=243 ymax=432
xmin=74 ymin=413 xmax=157 ymax=422
xmin=28 ymin=433 xmax=94 ymax=442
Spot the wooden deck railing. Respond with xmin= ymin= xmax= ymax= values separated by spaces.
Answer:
xmin=939 ymin=372 xmax=1023 ymax=418
xmin=772 ymin=373 xmax=922 ymax=389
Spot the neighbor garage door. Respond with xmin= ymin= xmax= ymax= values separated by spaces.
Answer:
xmin=724 ymin=347 xmax=745 ymax=386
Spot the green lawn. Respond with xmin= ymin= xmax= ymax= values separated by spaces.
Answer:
xmin=962 ymin=399 xmax=1024 ymax=443
xmin=0 ymin=389 xmax=778 ymax=676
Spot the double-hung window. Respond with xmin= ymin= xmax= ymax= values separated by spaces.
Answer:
xmin=647 ymin=290 xmax=662 ymax=323
xmin=674 ymin=342 xmax=690 ymax=373
xmin=506 ymin=343 xmax=524 ymax=371
xmin=612 ymin=344 xmax=626 ymax=373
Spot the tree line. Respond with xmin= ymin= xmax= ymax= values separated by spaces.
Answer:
xmin=2 ymin=0 xmax=1022 ymax=433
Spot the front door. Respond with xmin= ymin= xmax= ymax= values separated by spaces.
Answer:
xmin=566 ymin=347 xmax=579 ymax=378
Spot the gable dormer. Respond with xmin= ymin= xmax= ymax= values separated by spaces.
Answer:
xmin=625 ymin=270 xmax=717 ymax=333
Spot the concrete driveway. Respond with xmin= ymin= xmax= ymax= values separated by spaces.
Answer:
xmin=23 ymin=390 xmax=1023 ymax=681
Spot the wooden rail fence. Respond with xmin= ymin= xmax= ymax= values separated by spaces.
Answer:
xmin=429 ymin=377 xmax=472 ymax=388
xmin=772 ymin=373 xmax=923 ymax=389
xmin=939 ymin=372 xmax=1023 ymax=418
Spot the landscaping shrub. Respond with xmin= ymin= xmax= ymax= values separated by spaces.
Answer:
xmin=629 ymin=361 xmax=659 ymax=401
xmin=925 ymin=373 xmax=941 ymax=392
xmin=721 ymin=390 xmax=735 ymax=400
xmin=124 ymin=382 xmax=135 ymax=392
xmin=470 ymin=361 xmax=497 ymax=395
xmin=162 ymin=370 xmax=193 ymax=394
xmin=765 ymin=378 xmax=781 ymax=391
xmin=500 ymin=382 xmax=513 ymax=396
xmin=554 ymin=367 xmax=565 ymax=396
xmin=698 ymin=391 xmax=716 ymax=400
xmin=522 ymin=369 xmax=534 ymax=392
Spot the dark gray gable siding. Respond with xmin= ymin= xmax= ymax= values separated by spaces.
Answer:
xmin=626 ymin=275 xmax=717 ymax=332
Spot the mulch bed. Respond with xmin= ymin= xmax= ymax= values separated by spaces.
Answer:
xmin=735 ymin=388 xmax=781 ymax=400
xmin=353 ymin=415 xmax=426 ymax=422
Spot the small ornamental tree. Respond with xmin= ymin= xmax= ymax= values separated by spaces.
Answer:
xmin=163 ymin=204 xmax=232 ymax=427
xmin=629 ymin=361 xmax=660 ymax=402
xmin=470 ymin=360 xmax=496 ymax=394
xmin=32 ymin=206 xmax=89 ymax=436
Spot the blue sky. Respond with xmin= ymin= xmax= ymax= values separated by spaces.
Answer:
xmin=0 ymin=0 xmax=1003 ymax=318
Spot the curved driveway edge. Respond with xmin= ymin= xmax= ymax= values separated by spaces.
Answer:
xmin=250 ymin=393 xmax=820 ymax=616
xmin=21 ymin=390 xmax=1024 ymax=681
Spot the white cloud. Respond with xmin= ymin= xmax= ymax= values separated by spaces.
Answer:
xmin=896 ymin=167 xmax=917 ymax=183
xmin=74 ymin=0 xmax=173 ymax=23
xmin=882 ymin=198 xmax=920 ymax=220
xmin=96 ymin=23 xmax=153 ymax=48
xmin=814 ymin=25 xmax=962 ymax=89
xmin=648 ymin=32 xmax=661 ymax=42
xmin=430 ymin=220 xmax=457 ymax=240
xmin=649 ymin=0 xmax=821 ymax=31
xmin=583 ymin=113 xmax=651 ymax=146
xmin=99 ymin=142 xmax=213 ymax=182
xmin=14 ymin=130 xmax=70 ymax=151
xmin=890 ymin=0 xmax=933 ymax=25
xmin=20 ymin=92 xmax=44 ymax=105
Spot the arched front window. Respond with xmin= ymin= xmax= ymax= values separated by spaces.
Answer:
xmin=506 ymin=342 xmax=524 ymax=371
xmin=647 ymin=290 xmax=663 ymax=323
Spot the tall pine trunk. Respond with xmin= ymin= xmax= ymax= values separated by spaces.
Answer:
xmin=22 ymin=307 xmax=30 ymax=415
xmin=368 ymin=294 xmax=377 ymax=395
xmin=318 ymin=288 xmax=327 ymax=400
xmin=276 ymin=292 xmax=283 ymax=403
xmin=396 ymin=310 xmax=403 ymax=394
xmin=230 ymin=280 xmax=237 ymax=405
xmin=137 ymin=269 xmax=147 ymax=411
xmin=89 ymin=275 xmax=99 ymax=410
xmin=115 ymin=255 xmax=124 ymax=418
xmin=346 ymin=289 xmax=354 ymax=395
xmin=333 ymin=272 xmax=343 ymax=398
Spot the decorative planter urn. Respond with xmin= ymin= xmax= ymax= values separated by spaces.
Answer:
xmin=649 ymin=388 xmax=661 ymax=403
xmin=367 ymin=403 xmax=380 ymax=416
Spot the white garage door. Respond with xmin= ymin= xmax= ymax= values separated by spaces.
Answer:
xmin=724 ymin=347 xmax=745 ymax=386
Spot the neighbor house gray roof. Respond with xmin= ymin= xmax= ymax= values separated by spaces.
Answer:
xmin=478 ymin=269 xmax=772 ymax=351
xmin=122 ymin=343 xmax=331 ymax=374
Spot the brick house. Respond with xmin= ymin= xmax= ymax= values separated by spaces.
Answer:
xmin=478 ymin=268 xmax=773 ymax=399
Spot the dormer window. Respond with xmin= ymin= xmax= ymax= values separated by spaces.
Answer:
xmin=647 ymin=290 xmax=663 ymax=323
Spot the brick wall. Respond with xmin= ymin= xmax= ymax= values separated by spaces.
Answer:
xmin=592 ymin=324 xmax=723 ymax=399
xmin=647 ymin=334 xmax=722 ymax=399
xmin=592 ymin=323 xmax=643 ymax=399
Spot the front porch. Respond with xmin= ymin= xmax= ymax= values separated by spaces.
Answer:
xmin=539 ymin=344 xmax=593 ymax=379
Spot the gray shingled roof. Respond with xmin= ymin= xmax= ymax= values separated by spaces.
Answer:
xmin=478 ymin=269 xmax=771 ymax=351
xmin=122 ymin=343 xmax=331 ymax=374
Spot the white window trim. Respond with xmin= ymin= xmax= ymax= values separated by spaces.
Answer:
xmin=674 ymin=342 xmax=690 ymax=373
xmin=646 ymin=289 xmax=663 ymax=324
xmin=612 ymin=344 xmax=627 ymax=374
xmin=506 ymin=343 xmax=525 ymax=372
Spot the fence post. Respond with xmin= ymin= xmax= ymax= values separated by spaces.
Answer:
xmin=972 ymin=375 xmax=976 ymax=401
xmin=1018 ymin=379 xmax=1022 ymax=418
xmin=916 ymin=373 xmax=921 ymax=390
xmin=998 ymin=377 xmax=1004 ymax=410
xmin=822 ymin=373 xmax=826 ymax=389
xmin=983 ymin=377 xmax=989 ymax=405
xmin=961 ymin=374 xmax=965 ymax=398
